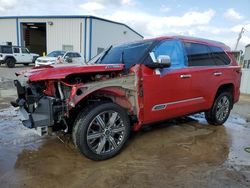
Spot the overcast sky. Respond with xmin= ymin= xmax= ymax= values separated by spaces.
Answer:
xmin=1 ymin=0 xmax=250 ymax=50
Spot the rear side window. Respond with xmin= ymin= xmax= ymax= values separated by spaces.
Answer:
xmin=65 ymin=53 xmax=74 ymax=58
xmin=21 ymin=48 xmax=29 ymax=54
xmin=209 ymin=46 xmax=231 ymax=65
xmin=13 ymin=47 xmax=20 ymax=53
xmin=74 ymin=53 xmax=81 ymax=57
xmin=184 ymin=42 xmax=216 ymax=66
xmin=0 ymin=46 xmax=12 ymax=54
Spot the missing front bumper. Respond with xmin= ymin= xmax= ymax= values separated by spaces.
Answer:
xmin=18 ymin=97 xmax=56 ymax=129
xmin=12 ymin=80 xmax=57 ymax=129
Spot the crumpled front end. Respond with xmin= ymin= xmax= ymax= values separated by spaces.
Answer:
xmin=11 ymin=63 xmax=139 ymax=135
xmin=11 ymin=80 xmax=65 ymax=134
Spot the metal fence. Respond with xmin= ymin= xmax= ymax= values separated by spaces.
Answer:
xmin=240 ymin=68 xmax=250 ymax=94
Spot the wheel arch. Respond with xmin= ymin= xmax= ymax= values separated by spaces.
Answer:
xmin=70 ymin=86 xmax=138 ymax=120
xmin=213 ymin=83 xmax=235 ymax=108
xmin=4 ymin=56 xmax=16 ymax=62
xmin=79 ymin=87 xmax=134 ymax=111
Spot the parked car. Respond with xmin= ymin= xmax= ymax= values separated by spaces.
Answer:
xmin=12 ymin=36 xmax=241 ymax=160
xmin=0 ymin=45 xmax=39 ymax=68
xmin=35 ymin=50 xmax=84 ymax=66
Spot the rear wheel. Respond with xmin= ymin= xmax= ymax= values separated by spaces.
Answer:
xmin=73 ymin=103 xmax=130 ymax=160
xmin=5 ymin=58 xmax=15 ymax=68
xmin=205 ymin=92 xmax=232 ymax=125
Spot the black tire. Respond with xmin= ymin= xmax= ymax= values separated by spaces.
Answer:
xmin=5 ymin=58 xmax=15 ymax=68
xmin=23 ymin=63 xmax=29 ymax=66
xmin=73 ymin=102 xmax=130 ymax=161
xmin=205 ymin=92 xmax=232 ymax=125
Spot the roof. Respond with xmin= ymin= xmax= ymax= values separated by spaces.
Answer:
xmin=246 ymin=43 xmax=250 ymax=48
xmin=0 ymin=15 xmax=143 ymax=38
xmin=151 ymin=35 xmax=230 ymax=50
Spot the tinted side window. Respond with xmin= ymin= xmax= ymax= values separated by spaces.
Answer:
xmin=74 ymin=53 xmax=81 ymax=57
xmin=153 ymin=39 xmax=185 ymax=67
xmin=184 ymin=42 xmax=216 ymax=66
xmin=209 ymin=46 xmax=231 ymax=65
xmin=13 ymin=47 xmax=20 ymax=53
xmin=66 ymin=53 xmax=74 ymax=58
xmin=0 ymin=46 xmax=12 ymax=54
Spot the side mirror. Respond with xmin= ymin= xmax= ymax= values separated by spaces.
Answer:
xmin=65 ymin=56 xmax=73 ymax=63
xmin=148 ymin=52 xmax=171 ymax=69
xmin=157 ymin=55 xmax=171 ymax=65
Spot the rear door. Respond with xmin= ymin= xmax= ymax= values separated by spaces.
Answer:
xmin=21 ymin=48 xmax=32 ymax=63
xmin=183 ymin=42 xmax=231 ymax=111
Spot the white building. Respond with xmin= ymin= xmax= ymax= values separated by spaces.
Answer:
xmin=0 ymin=15 xmax=143 ymax=61
xmin=243 ymin=44 xmax=250 ymax=68
xmin=240 ymin=44 xmax=250 ymax=94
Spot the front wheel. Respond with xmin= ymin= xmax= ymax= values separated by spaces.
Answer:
xmin=205 ymin=92 xmax=232 ymax=125
xmin=73 ymin=103 xmax=130 ymax=160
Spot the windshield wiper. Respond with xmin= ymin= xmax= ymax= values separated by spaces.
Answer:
xmin=98 ymin=45 xmax=112 ymax=63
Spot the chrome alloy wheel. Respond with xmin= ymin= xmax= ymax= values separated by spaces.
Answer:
xmin=86 ymin=110 xmax=126 ymax=155
xmin=215 ymin=96 xmax=230 ymax=122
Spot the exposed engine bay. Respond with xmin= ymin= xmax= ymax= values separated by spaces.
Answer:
xmin=12 ymin=65 xmax=140 ymax=135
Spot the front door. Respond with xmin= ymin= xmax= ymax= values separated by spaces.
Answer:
xmin=13 ymin=47 xmax=23 ymax=62
xmin=142 ymin=39 xmax=196 ymax=124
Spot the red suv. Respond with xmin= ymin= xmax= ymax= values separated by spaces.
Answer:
xmin=12 ymin=36 xmax=241 ymax=160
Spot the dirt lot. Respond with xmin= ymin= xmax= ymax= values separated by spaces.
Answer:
xmin=0 ymin=66 xmax=250 ymax=188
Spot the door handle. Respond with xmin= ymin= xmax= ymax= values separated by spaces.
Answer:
xmin=213 ymin=72 xmax=222 ymax=76
xmin=180 ymin=74 xmax=192 ymax=78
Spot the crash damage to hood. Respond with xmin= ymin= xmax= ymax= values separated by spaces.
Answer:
xmin=17 ymin=64 xmax=125 ymax=82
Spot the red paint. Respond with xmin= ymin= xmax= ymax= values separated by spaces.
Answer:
xmin=26 ymin=64 xmax=124 ymax=81
xmin=43 ymin=81 xmax=56 ymax=96
xmin=25 ymin=36 xmax=241 ymax=131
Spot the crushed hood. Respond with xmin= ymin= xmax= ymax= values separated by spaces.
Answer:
xmin=19 ymin=64 xmax=125 ymax=81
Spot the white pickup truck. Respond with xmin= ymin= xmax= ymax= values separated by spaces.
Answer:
xmin=0 ymin=45 xmax=39 ymax=68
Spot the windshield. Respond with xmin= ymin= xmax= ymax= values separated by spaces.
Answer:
xmin=47 ymin=51 xmax=65 ymax=57
xmin=97 ymin=40 xmax=153 ymax=68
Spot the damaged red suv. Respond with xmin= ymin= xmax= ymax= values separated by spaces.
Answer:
xmin=12 ymin=36 xmax=241 ymax=160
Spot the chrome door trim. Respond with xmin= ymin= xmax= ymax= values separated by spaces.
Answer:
xmin=213 ymin=72 xmax=222 ymax=76
xmin=152 ymin=97 xmax=204 ymax=111
xmin=180 ymin=74 xmax=192 ymax=78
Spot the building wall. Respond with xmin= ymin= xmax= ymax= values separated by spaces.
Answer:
xmin=241 ymin=45 xmax=250 ymax=94
xmin=91 ymin=18 xmax=143 ymax=60
xmin=18 ymin=18 xmax=85 ymax=55
xmin=0 ymin=19 xmax=17 ymax=45
xmin=240 ymin=69 xmax=250 ymax=94
xmin=244 ymin=45 xmax=250 ymax=60
xmin=0 ymin=17 xmax=143 ymax=62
